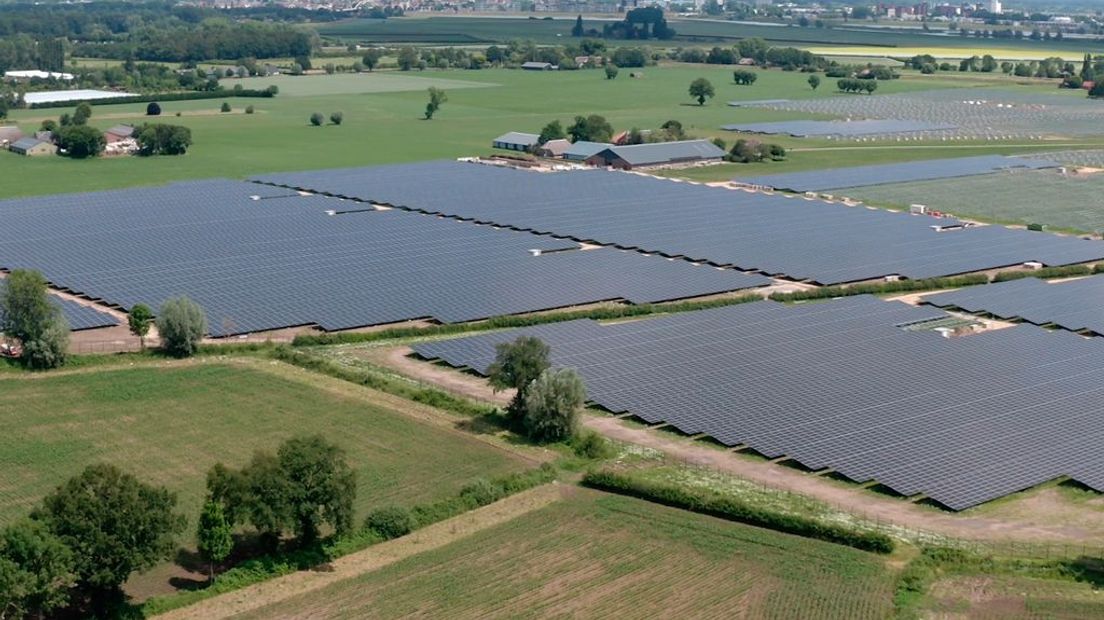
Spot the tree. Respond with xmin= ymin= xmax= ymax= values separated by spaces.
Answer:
xmin=1091 ymin=81 xmax=1104 ymax=98
xmin=0 ymin=520 xmax=73 ymax=620
xmin=397 ymin=47 xmax=418 ymax=71
xmin=220 ymin=101 xmax=231 ymax=113
xmin=808 ymin=74 xmax=821 ymax=90
xmin=56 ymin=125 xmax=105 ymax=159
xmin=980 ymin=54 xmax=998 ymax=72
xmin=567 ymin=114 xmax=614 ymax=143
xmin=127 ymin=304 xmax=153 ymax=350
xmin=604 ymin=64 xmax=619 ymax=80
xmin=362 ymin=49 xmax=382 ymax=72
xmin=732 ymin=69 xmax=757 ymax=85
xmin=660 ymin=119 xmax=685 ymax=140
xmin=135 ymin=124 xmax=192 ymax=156
xmin=689 ymin=77 xmax=715 ymax=105
xmin=196 ymin=501 xmax=232 ymax=584
xmin=156 ymin=296 xmax=206 ymax=357
xmin=32 ymin=464 xmax=184 ymax=615
xmin=0 ymin=269 xmax=69 ymax=369
xmin=424 ymin=87 xmax=447 ymax=120
xmin=39 ymin=119 xmax=57 ymax=133
xmin=330 ymin=111 xmax=344 ymax=125
xmin=522 ymin=368 xmax=587 ymax=442
xmin=72 ymin=102 xmax=92 ymax=126
xmin=1081 ymin=52 xmax=1095 ymax=81
xmin=310 ymin=112 xmax=324 ymax=126
xmin=487 ymin=336 xmax=551 ymax=421
xmin=571 ymin=14 xmax=584 ymax=37
xmin=146 ymin=101 xmax=161 ymax=116
xmin=538 ymin=120 xmax=565 ymax=144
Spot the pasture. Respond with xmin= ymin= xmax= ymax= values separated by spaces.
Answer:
xmin=1 ymin=65 xmax=1070 ymax=198
xmin=235 ymin=490 xmax=898 ymax=619
xmin=0 ymin=362 xmax=530 ymax=526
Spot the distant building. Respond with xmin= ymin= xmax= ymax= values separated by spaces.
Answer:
xmin=987 ymin=0 xmax=1002 ymax=14
xmin=0 ymin=125 xmax=25 ymax=146
xmin=585 ymin=139 xmax=726 ymax=170
xmin=3 ymin=70 xmax=75 ymax=82
xmin=492 ymin=132 xmax=540 ymax=151
xmin=9 ymin=137 xmax=57 ymax=157
xmin=104 ymin=125 xmax=136 ymax=144
xmin=538 ymin=138 xmax=572 ymax=158
xmin=521 ymin=62 xmax=556 ymax=71
xmin=562 ymin=141 xmax=612 ymax=161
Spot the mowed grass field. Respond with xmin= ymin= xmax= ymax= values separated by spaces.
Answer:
xmin=3 ymin=64 xmax=1083 ymax=198
xmin=0 ymin=362 xmax=530 ymax=526
xmin=236 ymin=490 xmax=898 ymax=620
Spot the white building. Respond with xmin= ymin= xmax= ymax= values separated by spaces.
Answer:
xmin=4 ymin=70 xmax=75 ymax=81
xmin=987 ymin=0 xmax=1002 ymax=14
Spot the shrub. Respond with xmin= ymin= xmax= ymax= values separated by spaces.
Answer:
xmin=156 ymin=296 xmax=207 ymax=357
xmin=364 ymin=506 xmax=416 ymax=540
xmin=459 ymin=478 xmax=503 ymax=507
xmin=146 ymin=102 xmax=161 ymax=116
xmin=220 ymin=102 xmax=231 ymax=113
xmin=571 ymin=430 xmax=615 ymax=459
xmin=1027 ymin=223 xmax=1045 ymax=231
xmin=309 ymin=112 xmax=324 ymax=126
xmin=330 ymin=111 xmax=343 ymax=125
xmin=245 ymin=105 xmax=254 ymax=114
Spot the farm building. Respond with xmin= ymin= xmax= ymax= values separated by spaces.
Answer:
xmin=585 ymin=140 xmax=727 ymax=170
xmin=492 ymin=132 xmax=540 ymax=151
xmin=104 ymin=125 xmax=135 ymax=143
xmin=0 ymin=126 xmax=25 ymax=146
xmin=9 ymin=137 xmax=57 ymax=157
xmin=4 ymin=70 xmax=74 ymax=81
xmin=521 ymin=62 xmax=556 ymax=71
xmin=562 ymin=141 xmax=612 ymax=161
xmin=538 ymin=139 xmax=572 ymax=158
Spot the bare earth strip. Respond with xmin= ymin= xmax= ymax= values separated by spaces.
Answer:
xmin=372 ymin=345 xmax=1104 ymax=543
xmin=154 ymin=484 xmax=565 ymax=620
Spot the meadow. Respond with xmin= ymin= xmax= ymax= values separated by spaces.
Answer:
xmin=235 ymin=489 xmax=898 ymax=619
xmin=4 ymin=64 xmax=1086 ymax=198
xmin=0 ymin=362 xmax=530 ymax=526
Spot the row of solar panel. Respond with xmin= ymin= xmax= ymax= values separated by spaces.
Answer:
xmin=721 ymin=119 xmax=957 ymax=138
xmin=0 ymin=179 xmax=768 ymax=336
xmin=253 ymin=161 xmax=1104 ymax=285
xmin=924 ymin=275 xmax=1104 ymax=336
xmin=52 ymin=296 xmax=118 ymax=331
xmin=413 ymin=295 xmax=1104 ymax=510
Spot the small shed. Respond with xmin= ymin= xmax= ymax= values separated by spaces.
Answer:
xmin=521 ymin=62 xmax=555 ymax=71
xmin=492 ymin=132 xmax=540 ymax=151
xmin=538 ymin=139 xmax=572 ymax=158
xmin=9 ymin=137 xmax=57 ymax=157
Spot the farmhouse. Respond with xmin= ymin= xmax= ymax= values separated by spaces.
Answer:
xmin=492 ymin=131 xmax=540 ymax=151
xmin=104 ymin=125 xmax=136 ymax=143
xmin=0 ymin=126 xmax=24 ymax=146
xmin=562 ymin=140 xmax=612 ymax=161
xmin=521 ymin=61 xmax=556 ymax=71
xmin=585 ymin=139 xmax=726 ymax=170
xmin=9 ymin=137 xmax=57 ymax=157
xmin=538 ymin=138 xmax=572 ymax=158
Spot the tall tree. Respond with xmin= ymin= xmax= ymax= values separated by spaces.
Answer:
xmin=571 ymin=15 xmax=584 ymax=37
xmin=566 ymin=114 xmax=613 ymax=143
xmin=32 ymin=465 xmax=184 ymax=616
xmin=156 ymin=296 xmax=207 ymax=357
xmin=397 ymin=47 xmax=418 ymax=71
xmin=362 ymin=49 xmax=382 ymax=72
xmin=689 ymin=77 xmax=715 ymax=105
xmin=72 ymin=102 xmax=92 ymax=126
xmin=127 ymin=304 xmax=153 ymax=350
xmin=0 ymin=269 xmax=69 ymax=369
xmin=808 ymin=74 xmax=821 ymax=90
xmin=56 ymin=125 xmax=105 ymax=159
xmin=488 ymin=336 xmax=551 ymax=421
xmin=538 ymin=120 xmax=565 ymax=144
xmin=0 ymin=520 xmax=73 ymax=620
xmin=523 ymin=368 xmax=587 ymax=442
xmin=195 ymin=501 xmax=232 ymax=583
xmin=424 ymin=87 xmax=447 ymax=119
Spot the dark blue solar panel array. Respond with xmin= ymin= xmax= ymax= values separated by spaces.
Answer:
xmin=253 ymin=161 xmax=1104 ymax=285
xmin=735 ymin=155 xmax=1059 ymax=192
xmin=721 ymin=119 xmax=956 ymax=137
xmin=925 ymin=275 xmax=1104 ymax=335
xmin=414 ymin=295 xmax=1104 ymax=510
xmin=0 ymin=179 xmax=767 ymax=336
xmin=52 ymin=296 xmax=118 ymax=331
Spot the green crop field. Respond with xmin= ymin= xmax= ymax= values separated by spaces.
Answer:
xmin=841 ymin=168 xmax=1104 ymax=233
xmin=236 ymin=490 xmax=898 ymax=620
xmin=0 ymin=362 xmax=528 ymax=526
xmin=4 ymin=65 xmax=1069 ymax=198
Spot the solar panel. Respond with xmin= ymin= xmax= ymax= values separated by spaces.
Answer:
xmin=735 ymin=156 xmax=1059 ymax=192
xmin=51 ymin=296 xmax=118 ymax=331
xmin=924 ymin=275 xmax=1104 ymax=336
xmin=413 ymin=295 xmax=1104 ymax=510
xmin=253 ymin=160 xmax=1104 ymax=285
xmin=0 ymin=180 xmax=767 ymax=337
xmin=721 ymin=119 xmax=957 ymax=138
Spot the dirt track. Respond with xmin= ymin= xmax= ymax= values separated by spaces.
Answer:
xmin=376 ymin=346 xmax=1104 ymax=544
xmin=154 ymin=484 xmax=565 ymax=620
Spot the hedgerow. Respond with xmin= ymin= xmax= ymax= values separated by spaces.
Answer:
xmin=991 ymin=264 xmax=1094 ymax=282
xmin=581 ymin=469 xmax=894 ymax=554
xmin=768 ymin=274 xmax=989 ymax=302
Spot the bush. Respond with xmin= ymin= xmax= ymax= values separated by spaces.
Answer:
xmin=364 ymin=506 xmax=416 ymax=540
xmin=245 ymin=105 xmax=254 ymax=114
xmin=1027 ymin=223 xmax=1045 ymax=231
xmin=309 ymin=112 xmax=324 ymax=126
xmin=459 ymin=478 xmax=503 ymax=507
xmin=571 ymin=430 xmax=615 ymax=459
xmin=991 ymin=264 xmax=1092 ymax=282
xmin=582 ymin=470 xmax=894 ymax=553
xmin=146 ymin=102 xmax=162 ymax=116
xmin=220 ymin=102 xmax=231 ymax=113
xmin=768 ymin=274 xmax=989 ymax=302
xmin=330 ymin=111 xmax=343 ymax=125
xmin=156 ymin=296 xmax=207 ymax=357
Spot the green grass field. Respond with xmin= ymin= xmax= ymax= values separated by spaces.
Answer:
xmin=0 ymin=362 xmax=528 ymax=526
xmin=920 ymin=574 xmax=1104 ymax=618
xmin=4 ymin=65 xmax=1078 ymax=198
xmin=236 ymin=489 xmax=898 ymax=619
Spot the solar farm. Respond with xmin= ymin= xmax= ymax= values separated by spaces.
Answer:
xmin=415 ymin=295 xmax=1104 ymax=511
xmin=738 ymin=87 xmax=1104 ymax=141
xmin=924 ymin=275 xmax=1104 ymax=337
xmin=720 ymin=118 xmax=957 ymax=138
